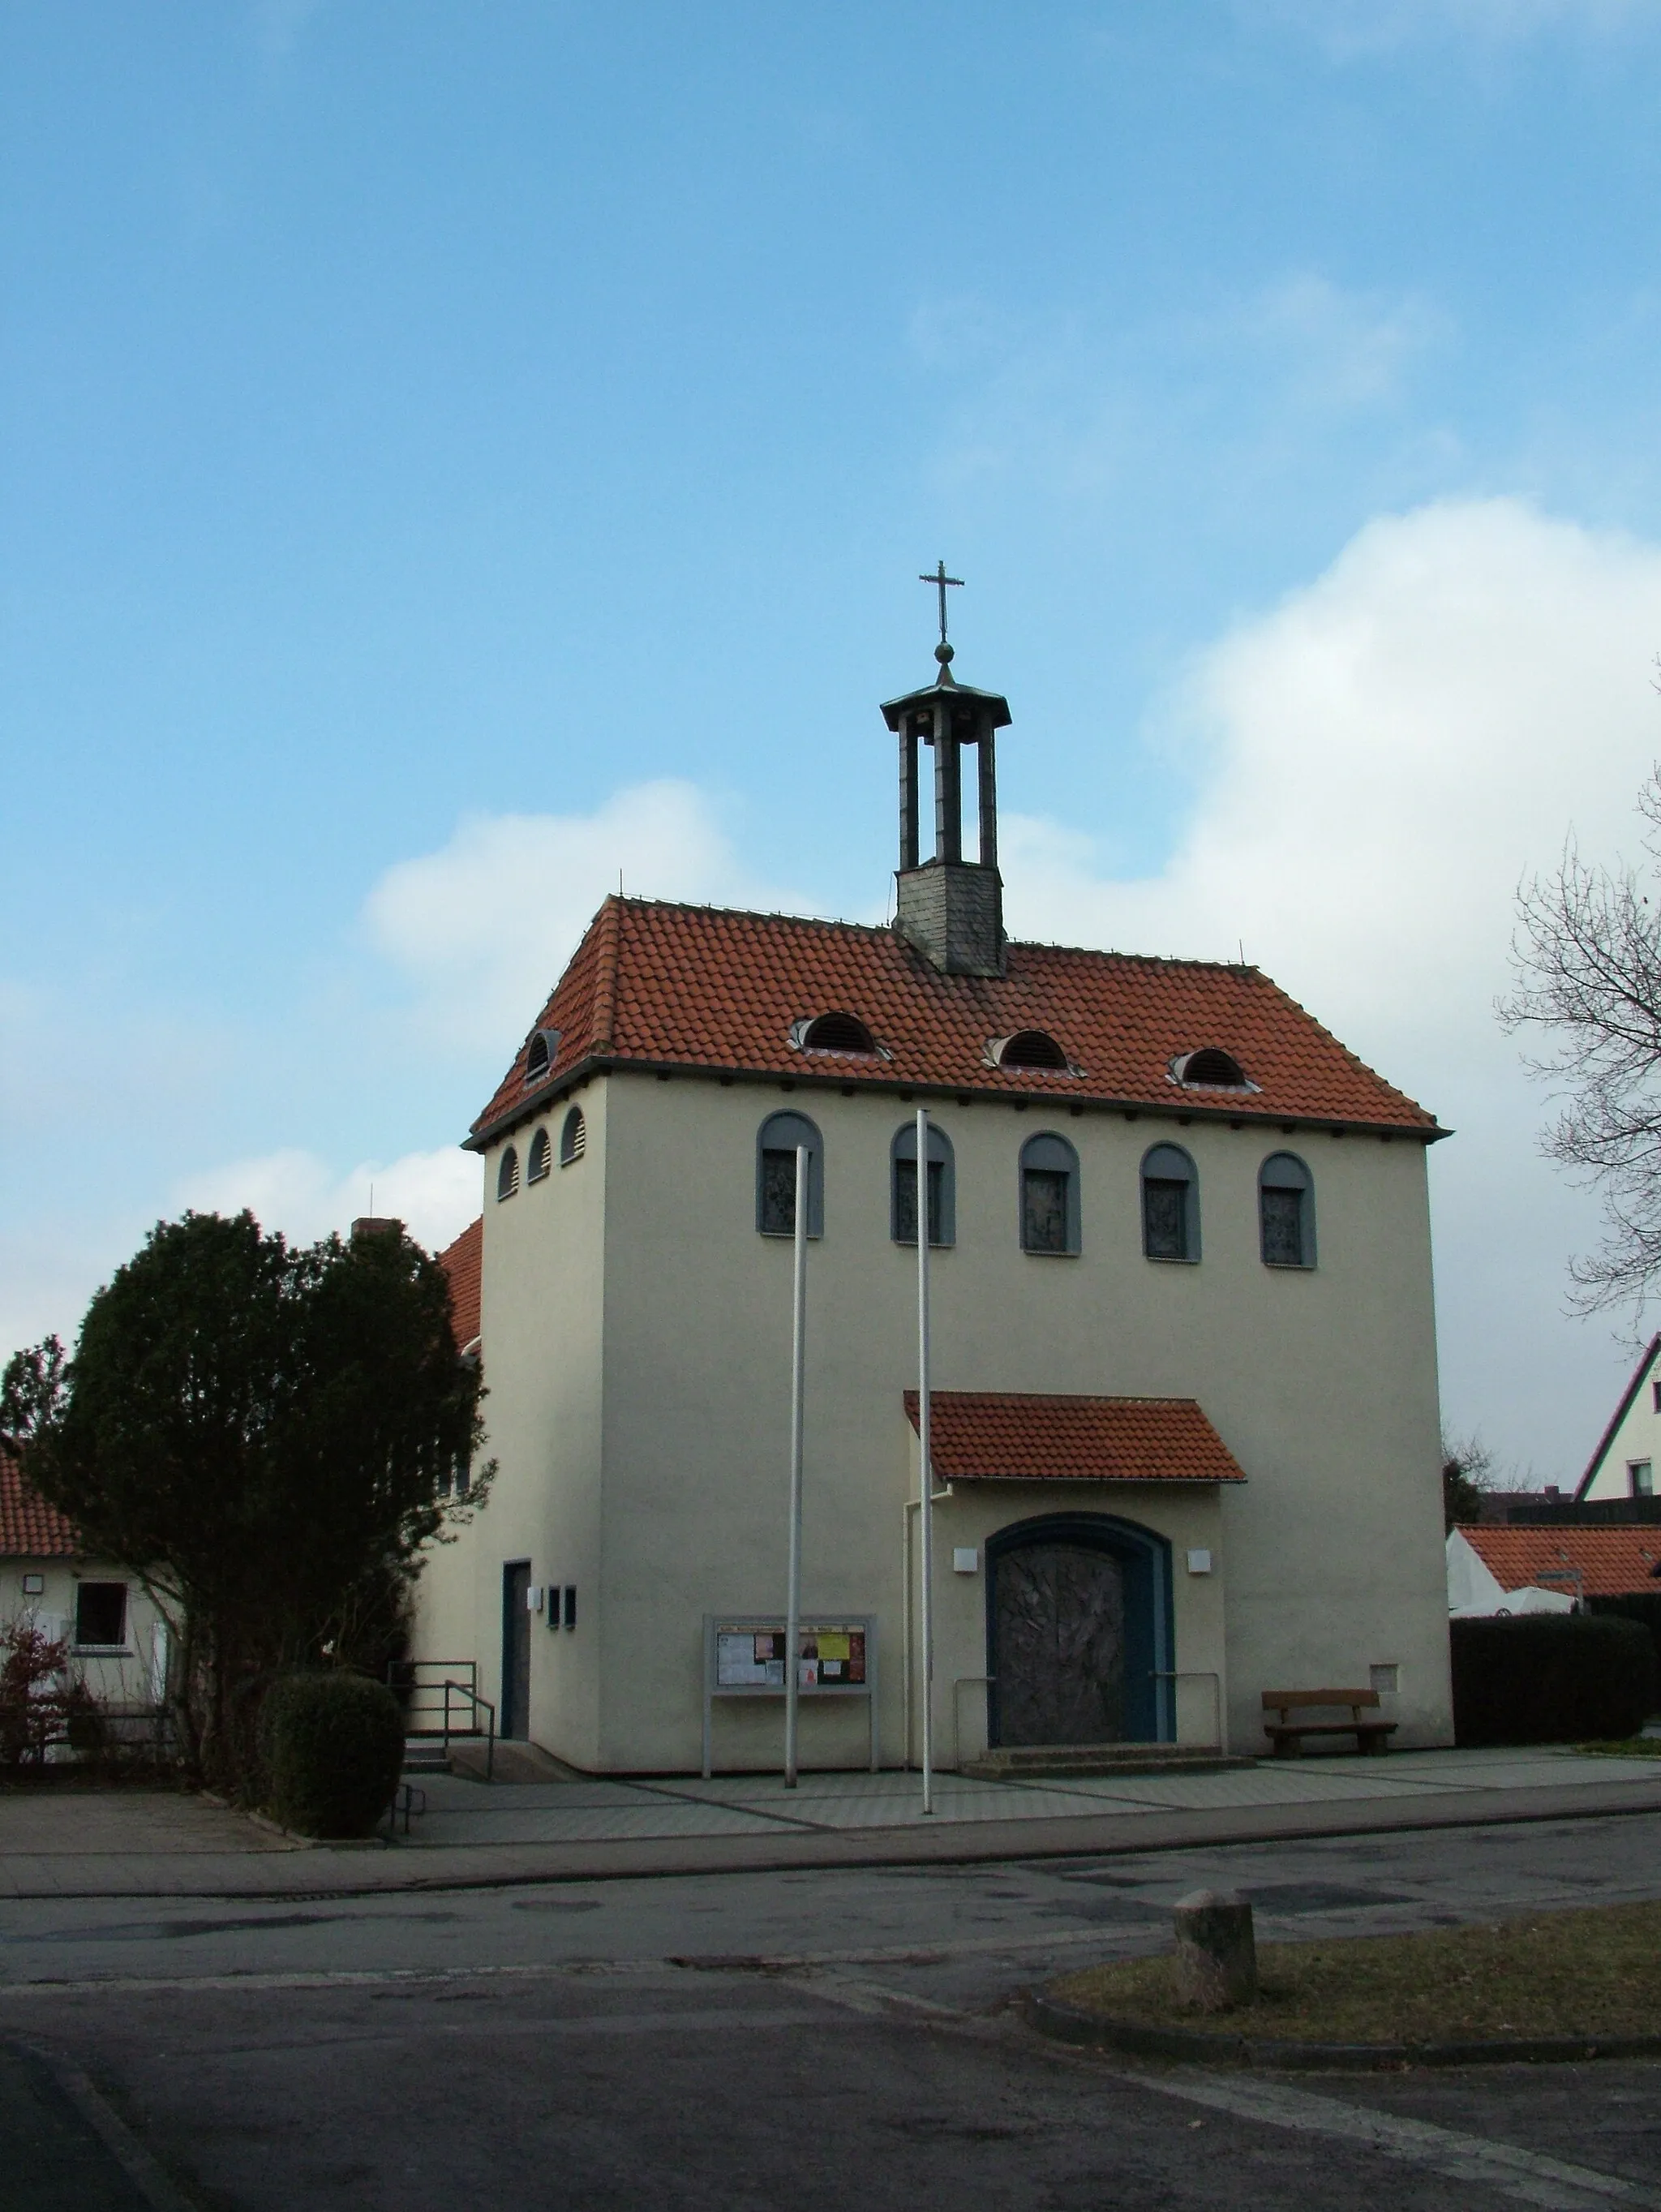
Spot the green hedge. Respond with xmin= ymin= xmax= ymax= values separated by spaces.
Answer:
xmin=1450 ymin=1614 xmax=1656 ymax=1746
xmin=1586 ymin=1593 xmax=1661 ymax=1701
xmin=260 ymin=1672 xmax=405 ymax=1838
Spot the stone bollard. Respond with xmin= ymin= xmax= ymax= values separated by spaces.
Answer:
xmin=1172 ymin=1888 xmax=1257 ymax=2013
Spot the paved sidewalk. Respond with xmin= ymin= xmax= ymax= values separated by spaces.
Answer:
xmin=2 ymin=1747 xmax=1657 ymax=1899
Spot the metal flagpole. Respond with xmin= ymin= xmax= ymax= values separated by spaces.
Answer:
xmin=784 ymin=1144 xmax=808 ymax=1789
xmin=916 ymin=1108 xmax=935 ymax=1815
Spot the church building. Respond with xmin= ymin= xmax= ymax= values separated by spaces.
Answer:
xmin=415 ymin=629 xmax=1454 ymax=1771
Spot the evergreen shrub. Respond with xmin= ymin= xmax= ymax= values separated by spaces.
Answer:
xmin=1450 ymin=1614 xmax=1656 ymax=1746
xmin=260 ymin=1671 xmax=405 ymax=1837
xmin=1586 ymin=1592 xmax=1661 ymax=1702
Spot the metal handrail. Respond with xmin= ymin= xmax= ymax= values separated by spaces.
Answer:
xmin=442 ymin=1677 xmax=496 ymax=1781
xmin=1149 ymin=1669 xmax=1223 ymax=1751
xmin=387 ymin=1660 xmax=495 ymax=1781
xmin=952 ymin=1676 xmax=994 ymax=1772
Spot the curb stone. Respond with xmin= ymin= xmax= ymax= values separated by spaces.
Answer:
xmin=1024 ymin=1988 xmax=1661 ymax=2070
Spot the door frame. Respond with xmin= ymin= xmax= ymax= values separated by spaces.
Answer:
xmin=501 ymin=1559 xmax=532 ymax=1742
xmin=985 ymin=1511 xmax=1174 ymax=1747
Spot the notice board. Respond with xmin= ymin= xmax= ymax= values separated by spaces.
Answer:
xmin=702 ymin=1615 xmax=878 ymax=1777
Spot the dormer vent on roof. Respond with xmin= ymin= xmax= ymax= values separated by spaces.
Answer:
xmin=991 ymin=1029 xmax=1074 ymax=1073
xmin=523 ymin=1028 xmax=560 ymax=1085
xmin=1171 ymin=1047 xmax=1253 ymax=1090
xmin=792 ymin=1012 xmax=884 ymax=1057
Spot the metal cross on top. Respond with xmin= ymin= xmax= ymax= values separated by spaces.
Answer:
xmin=920 ymin=560 xmax=964 ymax=649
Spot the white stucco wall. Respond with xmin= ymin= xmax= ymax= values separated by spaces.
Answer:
xmin=0 ymin=1560 xmax=168 ymax=1712
xmin=423 ymin=1067 xmax=1451 ymax=1770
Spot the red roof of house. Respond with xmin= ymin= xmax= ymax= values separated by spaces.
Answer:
xmin=1457 ymin=1523 xmax=1661 ymax=1598
xmin=438 ymin=1216 xmax=483 ymax=1351
xmin=470 ymin=899 xmax=1439 ymax=1145
xmin=903 ymin=1390 xmax=1247 ymax=1484
xmin=0 ymin=1444 xmax=81 ymax=1559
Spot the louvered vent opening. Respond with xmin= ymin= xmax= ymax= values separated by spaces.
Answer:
xmin=801 ymin=1012 xmax=878 ymax=1054
xmin=527 ymin=1128 xmax=552 ymax=1183
xmin=522 ymin=1027 xmax=560 ymax=1085
xmin=560 ymin=1107 xmax=586 ymax=1166
xmin=1175 ymin=1047 xmax=1249 ymax=1089
xmin=496 ymin=1146 xmax=520 ymax=1200
xmin=998 ymin=1029 xmax=1070 ymax=1071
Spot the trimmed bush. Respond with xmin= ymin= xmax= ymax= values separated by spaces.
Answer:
xmin=260 ymin=1671 xmax=405 ymax=1838
xmin=1451 ymin=1614 xmax=1656 ymax=1746
xmin=1586 ymin=1593 xmax=1661 ymax=1704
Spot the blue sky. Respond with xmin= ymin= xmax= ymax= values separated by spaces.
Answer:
xmin=9 ymin=1 xmax=1661 ymax=1476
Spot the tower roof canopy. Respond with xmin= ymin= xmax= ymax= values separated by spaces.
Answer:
xmin=467 ymin=897 xmax=1441 ymax=1149
xmin=880 ymin=677 xmax=1011 ymax=732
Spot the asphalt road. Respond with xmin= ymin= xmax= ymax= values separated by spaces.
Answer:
xmin=4 ymin=1811 xmax=1661 ymax=2210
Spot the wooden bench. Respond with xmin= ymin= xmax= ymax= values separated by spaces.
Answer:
xmin=1261 ymin=1688 xmax=1397 ymax=1758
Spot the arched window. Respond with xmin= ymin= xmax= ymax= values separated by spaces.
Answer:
xmin=756 ymin=1110 xmax=823 ymax=1238
xmin=560 ymin=1106 xmax=586 ymax=1166
xmin=1260 ymin=1153 xmax=1315 ymax=1269
xmin=797 ymin=1011 xmax=878 ymax=1055
xmin=891 ymin=1122 xmax=955 ymax=1247
xmin=994 ymin=1030 xmax=1071 ymax=1072
xmin=526 ymin=1127 xmax=552 ymax=1183
xmin=496 ymin=1145 xmax=520 ymax=1202
xmin=1171 ymin=1047 xmax=1250 ymax=1089
xmin=1019 ymin=1132 xmax=1080 ymax=1254
xmin=1141 ymin=1143 xmax=1198 ymax=1261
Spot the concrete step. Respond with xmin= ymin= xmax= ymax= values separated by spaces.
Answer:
xmin=961 ymin=1743 xmax=1255 ymax=1781
xmin=402 ymin=1738 xmax=451 ymax=1774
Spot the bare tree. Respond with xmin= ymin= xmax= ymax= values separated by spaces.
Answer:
xmin=1500 ymin=764 xmax=1661 ymax=1313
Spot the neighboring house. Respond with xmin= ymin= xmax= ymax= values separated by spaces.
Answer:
xmin=1450 ymin=1522 xmax=1661 ymax=1611
xmin=1 ymin=1444 xmax=167 ymax=1716
xmin=418 ymin=640 xmax=1454 ymax=1770
xmin=1577 ymin=1334 xmax=1661 ymax=1504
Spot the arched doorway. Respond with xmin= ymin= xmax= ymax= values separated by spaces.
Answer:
xmin=986 ymin=1513 xmax=1174 ymax=1747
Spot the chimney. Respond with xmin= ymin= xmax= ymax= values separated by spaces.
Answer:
xmin=350 ymin=1217 xmax=404 ymax=1243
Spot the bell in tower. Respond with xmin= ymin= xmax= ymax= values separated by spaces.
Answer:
xmin=883 ymin=564 xmax=1011 ymax=978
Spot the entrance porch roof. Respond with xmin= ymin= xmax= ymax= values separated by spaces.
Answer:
xmin=903 ymin=1391 xmax=1247 ymax=1486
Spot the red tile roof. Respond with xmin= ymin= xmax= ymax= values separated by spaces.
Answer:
xmin=438 ymin=1216 xmax=483 ymax=1351
xmin=469 ymin=900 xmax=1439 ymax=1145
xmin=0 ymin=1444 xmax=82 ymax=1559
xmin=1457 ymin=1524 xmax=1661 ymax=1598
xmin=903 ymin=1390 xmax=1247 ymax=1484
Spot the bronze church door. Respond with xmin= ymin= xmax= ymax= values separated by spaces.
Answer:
xmin=993 ymin=1541 xmax=1126 ymax=1746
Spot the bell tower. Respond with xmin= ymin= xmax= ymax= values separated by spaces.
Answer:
xmin=883 ymin=563 xmax=1011 ymax=978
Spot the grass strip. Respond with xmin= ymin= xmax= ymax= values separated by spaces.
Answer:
xmin=1049 ymin=1900 xmax=1661 ymax=2044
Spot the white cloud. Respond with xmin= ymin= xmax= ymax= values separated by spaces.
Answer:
xmin=1002 ymin=496 xmax=1661 ymax=1479
xmin=363 ymin=779 xmax=811 ymax=1054
xmin=173 ymin=1145 xmax=483 ymax=1256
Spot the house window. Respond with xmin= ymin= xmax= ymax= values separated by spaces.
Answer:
xmin=1631 ymin=1459 xmax=1655 ymax=1497
xmin=75 ymin=1581 xmax=127 ymax=1649
xmin=1652 ymin=1378 xmax=1660 ymax=1413
xmin=1260 ymin=1153 xmax=1315 ymax=1269
xmin=21 ymin=1573 xmax=44 ymax=1597
xmin=526 ymin=1127 xmax=552 ymax=1183
xmin=560 ymin=1107 xmax=586 ymax=1166
xmin=891 ymin=1122 xmax=955 ymax=1246
xmin=1019 ymin=1133 xmax=1080 ymax=1254
xmin=756 ymin=1111 xmax=824 ymax=1238
xmin=496 ymin=1146 xmax=520 ymax=1201
xmin=1142 ymin=1143 xmax=1198 ymax=1262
